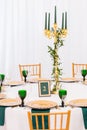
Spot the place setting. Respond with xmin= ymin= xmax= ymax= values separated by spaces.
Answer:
xmin=67 ymin=98 xmax=87 ymax=129
xmin=17 ymin=89 xmax=58 ymax=110
xmin=1 ymin=75 xmax=25 ymax=87
xmin=59 ymin=69 xmax=87 ymax=84
xmin=0 ymin=89 xmax=28 ymax=108
xmin=22 ymin=70 xmax=38 ymax=83
xmin=25 ymin=89 xmax=68 ymax=110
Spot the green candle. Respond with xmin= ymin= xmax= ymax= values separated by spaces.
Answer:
xmin=62 ymin=12 xmax=64 ymax=29
xmin=48 ymin=13 xmax=50 ymax=30
xmin=54 ymin=6 xmax=57 ymax=24
xmin=65 ymin=12 xmax=67 ymax=29
xmin=45 ymin=12 xmax=47 ymax=29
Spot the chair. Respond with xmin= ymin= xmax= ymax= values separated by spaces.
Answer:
xmin=72 ymin=63 xmax=87 ymax=78
xmin=27 ymin=110 xmax=71 ymax=130
xmin=19 ymin=64 xmax=41 ymax=81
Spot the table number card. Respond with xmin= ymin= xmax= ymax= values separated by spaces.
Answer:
xmin=38 ymin=80 xmax=51 ymax=97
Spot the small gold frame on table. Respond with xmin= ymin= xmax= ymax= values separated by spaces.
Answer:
xmin=38 ymin=80 xmax=51 ymax=97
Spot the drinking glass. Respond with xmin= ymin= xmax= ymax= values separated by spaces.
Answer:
xmin=18 ymin=90 xmax=27 ymax=107
xmin=81 ymin=69 xmax=87 ymax=81
xmin=59 ymin=89 xmax=67 ymax=107
xmin=22 ymin=70 xmax=28 ymax=82
xmin=0 ymin=74 xmax=5 ymax=86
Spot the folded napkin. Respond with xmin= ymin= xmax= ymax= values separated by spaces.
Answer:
xmin=82 ymin=107 xmax=87 ymax=129
xmin=31 ymin=109 xmax=50 ymax=129
xmin=0 ymin=106 xmax=7 ymax=125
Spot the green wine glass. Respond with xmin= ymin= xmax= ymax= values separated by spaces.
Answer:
xmin=0 ymin=74 xmax=5 ymax=86
xmin=22 ymin=70 xmax=28 ymax=82
xmin=81 ymin=69 xmax=87 ymax=81
xmin=59 ymin=89 xmax=67 ymax=107
xmin=18 ymin=90 xmax=27 ymax=107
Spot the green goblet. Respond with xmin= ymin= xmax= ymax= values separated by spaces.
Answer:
xmin=22 ymin=70 xmax=28 ymax=82
xmin=59 ymin=89 xmax=67 ymax=107
xmin=18 ymin=90 xmax=27 ymax=107
xmin=0 ymin=74 xmax=5 ymax=86
xmin=81 ymin=69 xmax=87 ymax=81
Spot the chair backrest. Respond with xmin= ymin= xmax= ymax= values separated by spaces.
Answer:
xmin=19 ymin=64 xmax=41 ymax=81
xmin=72 ymin=63 xmax=87 ymax=77
xmin=27 ymin=110 xmax=71 ymax=130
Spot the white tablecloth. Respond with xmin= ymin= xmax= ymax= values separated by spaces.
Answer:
xmin=0 ymin=82 xmax=87 ymax=130
xmin=5 ymin=106 xmax=85 ymax=130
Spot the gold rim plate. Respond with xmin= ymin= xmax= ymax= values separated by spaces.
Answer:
xmin=68 ymin=99 xmax=87 ymax=107
xmin=0 ymin=94 xmax=6 ymax=99
xmin=0 ymin=98 xmax=21 ymax=106
xmin=26 ymin=100 xmax=57 ymax=109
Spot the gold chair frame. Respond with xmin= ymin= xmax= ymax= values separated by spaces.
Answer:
xmin=27 ymin=110 xmax=71 ymax=130
xmin=72 ymin=63 xmax=87 ymax=77
xmin=19 ymin=64 xmax=41 ymax=81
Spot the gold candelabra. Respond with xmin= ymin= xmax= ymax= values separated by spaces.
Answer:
xmin=44 ymin=6 xmax=68 ymax=92
xmin=44 ymin=6 xmax=67 ymax=39
xmin=44 ymin=24 xmax=67 ymax=39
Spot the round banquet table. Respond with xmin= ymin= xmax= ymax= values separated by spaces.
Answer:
xmin=0 ymin=82 xmax=87 ymax=130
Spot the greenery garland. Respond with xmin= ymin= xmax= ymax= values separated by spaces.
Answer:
xmin=48 ymin=27 xmax=64 ymax=91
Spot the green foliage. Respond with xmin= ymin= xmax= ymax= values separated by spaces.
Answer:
xmin=47 ymin=27 xmax=66 ymax=91
xmin=48 ymin=36 xmax=63 ymax=80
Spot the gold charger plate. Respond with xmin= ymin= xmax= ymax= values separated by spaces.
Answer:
xmin=82 ymin=80 xmax=87 ymax=85
xmin=5 ymin=81 xmax=24 ymax=86
xmin=0 ymin=94 xmax=6 ymax=99
xmin=0 ymin=98 xmax=21 ymax=106
xmin=26 ymin=100 xmax=57 ymax=109
xmin=68 ymin=99 xmax=87 ymax=107
xmin=28 ymin=78 xmax=51 ymax=83
xmin=60 ymin=77 xmax=80 ymax=83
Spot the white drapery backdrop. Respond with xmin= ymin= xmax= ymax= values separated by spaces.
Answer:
xmin=0 ymin=0 xmax=87 ymax=80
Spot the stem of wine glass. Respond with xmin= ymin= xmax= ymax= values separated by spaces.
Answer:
xmin=21 ymin=99 xmax=24 ymax=107
xmin=1 ymin=81 xmax=2 ymax=86
xmin=24 ymin=76 xmax=27 ymax=82
xmin=0 ymin=86 xmax=1 ymax=92
xmin=61 ymin=99 xmax=64 ymax=107
xmin=83 ymin=76 xmax=85 ymax=81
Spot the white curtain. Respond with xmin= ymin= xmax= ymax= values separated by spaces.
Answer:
xmin=61 ymin=0 xmax=87 ymax=77
xmin=0 ymin=0 xmax=87 ymax=80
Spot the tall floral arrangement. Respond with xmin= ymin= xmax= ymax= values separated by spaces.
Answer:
xmin=44 ymin=6 xmax=67 ymax=92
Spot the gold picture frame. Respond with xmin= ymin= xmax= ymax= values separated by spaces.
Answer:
xmin=38 ymin=80 xmax=51 ymax=97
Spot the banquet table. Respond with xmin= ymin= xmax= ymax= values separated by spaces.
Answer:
xmin=0 ymin=81 xmax=87 ymax=130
